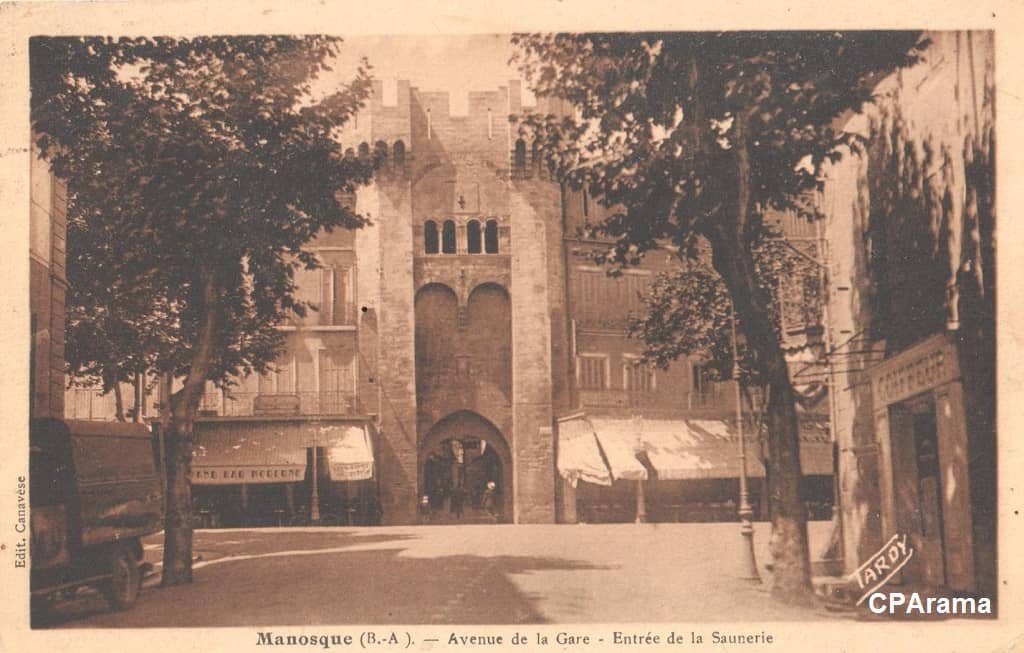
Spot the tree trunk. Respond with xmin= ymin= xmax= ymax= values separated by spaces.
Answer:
xmin=160 ymin=407 xmax=195 ymax=585
xmin=161 ymin=271 xmax=220 ymax=586
xmin=113 ymin=381 xmax=125 ymax=422
xmin=705 ymin=113 xmax=814 ymax=605
xmin=133 ymin=371 xmax=144 ymax=422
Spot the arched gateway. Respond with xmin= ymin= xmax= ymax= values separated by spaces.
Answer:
xmin=418 ymin=411 xmax=512 ymax=523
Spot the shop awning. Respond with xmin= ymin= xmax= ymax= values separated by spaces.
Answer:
xmin=322 ymin=424 xmax=375 ymax=481
xmin=589 ymin=417 xmax=648 ymax=481
xmin=192 ymin=429 xmax=307 ymax=485
xmin=653 ymin=419 xmax=767 ymax=480
xmin=640 ymin=417 xmax=833 ymax=480
xmin=556 ymin=416 xmax=613 ymax=488
xmin=554 ymin=414 xmax=834 ymax=485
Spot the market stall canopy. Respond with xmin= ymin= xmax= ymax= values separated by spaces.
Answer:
xmin=588 ymin=417 xmax=648 ymax=481
xmin=556 ymin=415 xmax=613 ymax=488
xmin=192 ymin=428 xmax=307 ymax=485
xmin=322 ymin=424 xmax=375 ymax=481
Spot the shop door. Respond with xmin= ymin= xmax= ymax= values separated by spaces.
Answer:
xmin=911 ymin=401 xmax=947 ymax=586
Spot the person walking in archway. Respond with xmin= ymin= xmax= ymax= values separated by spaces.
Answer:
xmin=481 ymin=480 xmax=498 ymax=522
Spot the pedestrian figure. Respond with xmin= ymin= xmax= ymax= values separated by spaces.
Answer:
xmin=451 ymin=486 xmax=465 ymax=518
xmin=419 ymin=494 xmax=432 ymax=523
xmin=481 ymin=480 xmax=497 ymax=519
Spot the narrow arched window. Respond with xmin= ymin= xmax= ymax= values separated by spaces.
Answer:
xmin=393 ymin=140 xmax=406 ymax=165
xmin=374 ymin=140 xmax=388 ymax=164
xmin=513 ymin=139 xmax=527 ymax=173
xmin=484 ymin=219 xmax=499 ymax=254
xmin=467 ymin=220 xmax=482 ymax=254
xmin=531 ymin=140 xmax=542 ymax=171
xmin=442 ymin=220 xmax=457 ymax=254
xmin=358 ymin=142 xmax=370 ymax=159
xmin=424 ymin=220 xmax=439 ymax=254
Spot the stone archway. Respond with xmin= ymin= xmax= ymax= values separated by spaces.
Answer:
xmin=419 ymin=411 xmax=512 ymax=523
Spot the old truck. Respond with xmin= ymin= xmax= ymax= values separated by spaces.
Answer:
xmin=30 ymin=418 xmax=163 ymax=612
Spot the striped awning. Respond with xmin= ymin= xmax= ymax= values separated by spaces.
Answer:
xmin=588 ymin=417 xmax=648 ymax=481
xmin=555 ymin=414 xmax=834 ymax=484
xmin=556 ymin=415 xmax=613 ymax=488
xmin=643 ymin=419 xmax=766 ymax=480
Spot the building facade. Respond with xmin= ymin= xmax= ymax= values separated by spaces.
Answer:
xmin=818 ymin=31 xmax=995 ymax=597
xmin=30 ymin=144 xmax=67 ymax=420
xmin=183 ymin=79 xmax=832 ymax=529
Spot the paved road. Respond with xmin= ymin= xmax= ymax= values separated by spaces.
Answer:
xmin=40 ymin=521 xmax=841 ymax=627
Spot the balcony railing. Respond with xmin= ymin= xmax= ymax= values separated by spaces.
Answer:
xmin=287 ymin=301 xmax=358 ymax=328
xmin=577 ymin=388 xmax=661 ymax=410
xmin=198 ymin=391 xmax=361 ymax=417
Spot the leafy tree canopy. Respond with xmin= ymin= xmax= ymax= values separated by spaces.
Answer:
xmin=629 ymin=235 xmax=819 ymax=386
xmin=31 ymin=36 xmax=376 ymax=391
xmin=512 ymin=32 xmax=924 ymax=257
xmin=512 ymin=31 xmax=925 ymax=601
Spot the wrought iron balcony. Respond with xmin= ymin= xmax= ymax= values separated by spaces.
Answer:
xmin=198 ymin=391 xmax=361 ymax=417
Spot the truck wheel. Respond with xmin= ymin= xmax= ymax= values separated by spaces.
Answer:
xmin=102 ymin=544 xmax=140 ymax=610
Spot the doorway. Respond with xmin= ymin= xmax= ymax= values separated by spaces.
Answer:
xmin=418 ymin=411 xmax=512 ymax=524
xmin=422 ymin=438 xmax=503 ymax=524
xmin=892 ymin=395 xmax=947 ymax=587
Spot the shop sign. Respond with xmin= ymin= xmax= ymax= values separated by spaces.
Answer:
xmin=870 ymin=334 xmax=960 ymax=407
xmin=192 ymin=465 xmax=305 ymax=485
xmin=328 ymin=461 xmax=373 ymax=482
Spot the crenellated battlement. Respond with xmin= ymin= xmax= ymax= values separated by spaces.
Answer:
xmin=334 ymin=78 xmax=571 ymax=173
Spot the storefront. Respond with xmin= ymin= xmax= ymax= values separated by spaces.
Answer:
xmin=557 ymin=414 xmax=833 ymax=524
xmin=869 ymin=333 xmax=977 ymax=592
xmin=191 ymin=418 xmax=378 ymax=527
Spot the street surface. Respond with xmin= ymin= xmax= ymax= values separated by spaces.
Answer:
xmin=41 ymin=521 xmax=841 ymax=627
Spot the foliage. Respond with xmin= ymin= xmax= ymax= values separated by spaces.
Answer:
xmin=628 ymin=232 xmax=819 ymax=385
xmin=511 ymin=32 xmax=924 ymax=258
xmin=512 ymin=30 xmax=925 ymax=601
xmin=31 ymin=35 xmax=378 ymax=585
xmin=31 ymin=36 xmax=376 ymax=392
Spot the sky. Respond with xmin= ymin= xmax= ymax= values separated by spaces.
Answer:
xmin=320 ymin=34 xmax=536 ymax=114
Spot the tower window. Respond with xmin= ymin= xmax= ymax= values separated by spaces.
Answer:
xmin=424 ymin=220 xmax=439 ymax=254
xmin=467 ymin=220 xmax=482 ymax=254
xmin=484 ymin=219 xmax=499 ymax=254
xmin=513 ymin=138 xmax=527 ymax=173
xmin=393 ymin=140 xmax=406 ymax=165
xmin=442 ymin=220 xmax=457 ymax=254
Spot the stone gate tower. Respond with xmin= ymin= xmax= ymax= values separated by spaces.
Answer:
xmin=342 ymin=80 xmax=564 ymax=523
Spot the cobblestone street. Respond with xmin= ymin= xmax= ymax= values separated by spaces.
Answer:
xmin=40 ymin=521 xmax=842 ymax=627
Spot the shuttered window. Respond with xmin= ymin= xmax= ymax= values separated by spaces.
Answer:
xmin=577 ymin=354 xmax=609 ymax=390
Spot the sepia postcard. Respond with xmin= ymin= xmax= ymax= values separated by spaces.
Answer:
xmin=0 ymin=1 xmax=1021 ymax=652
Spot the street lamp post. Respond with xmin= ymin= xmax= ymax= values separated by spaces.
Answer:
xmin=310 ymin=442 xmax=321 ymax=524
xmin=732 ymin=306 xmax=761 ymax=582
